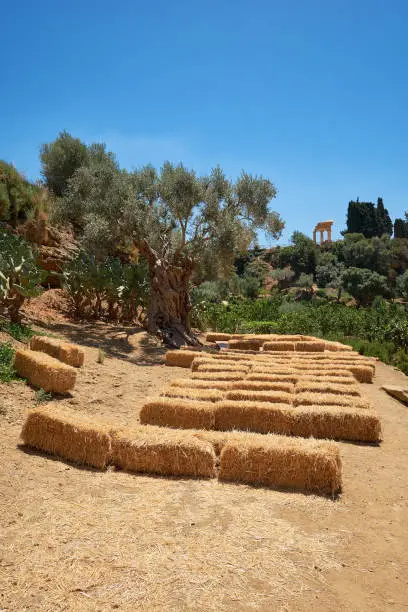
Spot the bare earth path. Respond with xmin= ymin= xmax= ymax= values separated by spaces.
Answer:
xmin=0 ymin=322 xmax=408 ymax=611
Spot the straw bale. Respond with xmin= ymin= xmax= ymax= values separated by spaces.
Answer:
xmin=20 ymin=405 xmax=111 ymax=469
xmin=247 ymin=373 xmax=298 ymax=383
xmin=196 ymin=364 xmax=249 ymax=374
xmin=161 ymin=387 xmax=224 ymax=402
xmin=298 ymin=374 xmax=354 ymax=384
xmin=228 ymin=339 xmax=261 ymax=351
xmin=294 ymin=341 xmax=325 ymax=352
xmin=180 ymin=345 xmax=203 ymax=351
xmin=324 ymin=341 xmax=353 ymax=352
xmin=225 ymin=389 xmax=293 ymax=404
xmin=231 ymin=380 xmax=295 ymax=393
xmin=140 ymin=397 xmax=216 ymax=429
xmin=214 ymin=400 xmax=381 ymax=442
xmin=29 ymin=335 xmax=85 ymax=367
xmin=219 ymin=436 xmax=341 ymax=496
xmin=263 ymin=342 xmax=296 ymax=352
xmin=206 ymin=333 xmax=232 ymax=342
xmin=251 ymin=366 xmax=296 ymax=376
xmin=169 ymin=378 xmax=231 ymax=391
xmin=165 ymin=350 xmax=203 ymax=367
xmin=191 ymin=372 xmax=244 ymax=381
xmin=13 ymin=349 xmax=76 ymax=393
xmin=296 ymin=380 xmax=360 ymax=396
xmin=111 ymin=426 xmax=216 ymax=478
xmin=293 ymin=368 xmax=356 ymax=378
xmin=348 ymin=365 xmax=374 ymax=383
xmin=294 ymin=392 xmax=371 ymax=409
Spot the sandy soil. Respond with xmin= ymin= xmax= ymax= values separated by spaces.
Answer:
xmin=1 ymin=320 xmax=408 ymax=611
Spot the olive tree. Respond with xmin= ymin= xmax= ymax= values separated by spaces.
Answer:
xmin=55 ymin=154 xmax=283 ymax=345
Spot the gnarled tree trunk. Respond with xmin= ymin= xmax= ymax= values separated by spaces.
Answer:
xmin=139 ymin=240 xmax=200 ymax=347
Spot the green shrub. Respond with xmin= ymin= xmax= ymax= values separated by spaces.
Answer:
xmin=0 ymin=230 xmax=46 ymax=322
xmin=35 ymin=388 xmax=53 ymax=404
xmin=0 ymin=342 xmax=19 ymax=383
xmin=0 ymin=321 xmax=35 ymax=343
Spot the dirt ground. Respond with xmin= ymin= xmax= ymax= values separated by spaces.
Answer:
xmin=1 ymin=318 xmax=408 ymax=611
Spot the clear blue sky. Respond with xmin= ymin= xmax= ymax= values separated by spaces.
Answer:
xmin=1 ymin=0 xmax=408 ymax=245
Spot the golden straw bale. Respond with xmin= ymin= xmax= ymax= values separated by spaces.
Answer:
xmin=29 ymin=335 xmax=85 ymax=367
xmin=228 ymin=339 xmax=261 ymax=351
xmin=214 ymin=400 xmax=381 ymax=442
xmin=140 ymin=397 xmax=216 ymax=429
xmin=324 ymin=341 xmax=353 ymax=352
xmin=263 ymin=342 xmax=296 ymax=352
xmin=191 ymin=372 xmax=244 ymax=381
xmin=161 ymin=387 xmax=224 ymax=402
xmin=169 ymin=378 xmax=231 ymax=391
xmin=294 ymin=392 xmax=371 ymax=409
xmin=196 ymin=364 xmax=249 ymax=374
xmin=294 ymin=341 xmax=325 ymax=352
xmin=231 ymin=380 xmax=295 ymax=393
xmin=165 ymin=350 xmax=203 ymax=368
xmin=20 ymin=405 xmax=111 ymax=469
xmin=111 ymin=426 xmax=216 ymax=478
xmin=225 ymin=389 xmax=293 ymax=404
xmin=298 ymin=374 xmax=354 ymax=384
xmin=219 ymin=436 xmax=341 ymax=496
xmin=13 ymin=349 xmax=76 ymax=393
xmin=348 ymin=365 xmax=374 ymax=383
xmin=247 ymin=373 xmax=298 ymax=383
xmin=205 ymin=332 xmax=232 ymax=342
xmin=180 ymin=345 xmax=203 ymax=351
xmin=296 ymin=381 xmax=361 ymax=396
xmin=215 ymin=401 xmax=294 ymax=434
xmin=251 ymin=366 xmax=296 ymax=376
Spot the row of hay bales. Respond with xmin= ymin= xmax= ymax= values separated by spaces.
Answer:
xmin=20 ymin=404 xmax=341 ymax=495
xmin=205 ymin=332 xmax=352 ymax=353
xmin=12 ymin=336 xmax=85 ymax=393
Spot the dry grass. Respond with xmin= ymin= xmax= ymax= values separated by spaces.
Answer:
xmin=169 ymin=378 xmax=231 ymax=391
xmin=161 ymin=387 xmax=225 ymax=402
xmin=294 ymin=392 xmax=371 ymax=409
xmin=140 ymin=397 xmax=216 ymax=430
xmin=30 ymin=335 xmax=85 ymax=367
xmin=13 ymin=348 xmax=77 ymax=393
xmin=111 ymin=426 xmax=216 ymax=478
xmin=165 ymin=350 xmax=203 ymax=367
xmin=219 ymin=436 xmax=342 ymax=496
xmin=263 ymin=342 xmax=296 ymax=352
xmin=214 ymin=400 xmax=381 ymax=442
xmin=295 ymin=381 xmax=361 ymax=396
xmin=225 ymin=389 xmax=293 ymax=404
xmin=294 ymin=341 xmax=325 ymax=352
xmin=231 ymin=380 xmax=295 ymax=393
xmin=20 ymin=405 xmax=111 ymax=469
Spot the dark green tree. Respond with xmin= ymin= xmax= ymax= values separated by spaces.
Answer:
xmin=0 ymin=161 xmax=50 ymax=226
xmin=40 ymin=131 xmax=89 ymax=196
xmin=341 ymin=267 xmax=389 ymax=306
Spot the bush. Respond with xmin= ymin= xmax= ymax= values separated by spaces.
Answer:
xmin=62 ymin=252 xmax=149 ymax=321
xmin=0 ymin=230 xmax=46 ymax=322
xmin=0 ymin=342 xmax=19 ymax=383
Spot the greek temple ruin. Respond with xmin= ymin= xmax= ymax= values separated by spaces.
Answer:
xmin=313 ymin=220 xmax=333 ymax=245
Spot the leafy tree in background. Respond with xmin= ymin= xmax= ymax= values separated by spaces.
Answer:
xmin=0 ymin=161 xmax=50 ymax=226
xmin=376 ymin=197 xmax=393 ymax=236
xmin=394 ymin=213 xmax=408 ymax=238
xmin=51 ymin=134 xmax=284 ymax=345
xmin=40 ymin=131 xmax=89 ymax=196
xmin=277 ymin=231 xmax=317 ymax=277
xmin=341 ymin=267 xmax=389 ymax=306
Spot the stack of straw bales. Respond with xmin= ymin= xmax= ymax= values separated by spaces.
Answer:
xmin=29 ymin=336 xmax=85 ymax=367
xmin=14 ymin=349 xmax=77 ymax=393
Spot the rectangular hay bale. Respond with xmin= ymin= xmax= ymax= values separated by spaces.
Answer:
xmin=225 ymin=389 xmax=293 ymax=404
xmin=191 ymin=372 xmax=244 ymax=381
xmin=295 ymin=381 xmax=361 ymax=396
xmin=231 ymin=380 xmax=295 ymax=393
xmin=228 ymin=339 xmax=261 ymax=351
xmin=263 ymin=342 xmax=296 ymax=352
xmin=161 ymin=387 xmax=224 ymax=402
xmin=219 ymin=436 xmax=342 ymax=496
xmin=214 ymin=400 xmax=381 ymax=442
xmin=111 ymin=426 xmax=216 ymax=478
xmin=14 ymin=349 xmax=77 ymax=393
xmin=294 ymin=341 xmax=325 ymax=352
xmin=140 ymin=397 xmax=216 ymax=430
xmin=20 ymin=405 xmax=111 ymax=469
xmin=205 ymin=332 xmax=232 ymax=342
xmin=29 ymin=335 xmax=85 ymax=367
xmin=165 ymin=350 xmax=203 ymax=368
xmin=294 ymin=391 xmax=371 ymax=409
xmin=170 ymin=378 xmax=231 ymax=391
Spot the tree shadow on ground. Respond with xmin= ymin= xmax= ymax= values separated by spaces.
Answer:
xmin=25 ymin=316 xmax=167 ymax=365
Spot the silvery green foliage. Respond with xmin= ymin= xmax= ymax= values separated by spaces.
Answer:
xmin=55 ymin=155 xmax=284 ymax=272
